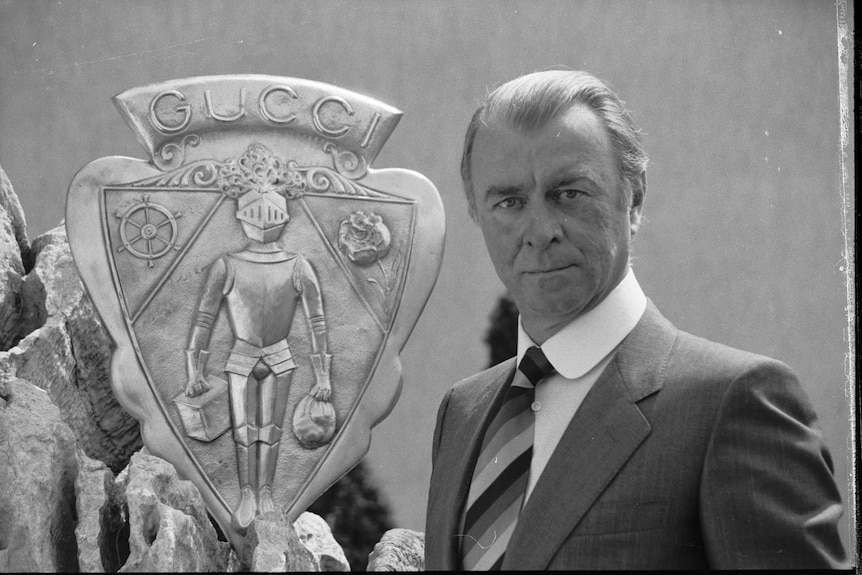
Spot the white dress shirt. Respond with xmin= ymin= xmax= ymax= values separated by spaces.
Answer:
xmin=511 ymin=269 xmax=647 ymax=500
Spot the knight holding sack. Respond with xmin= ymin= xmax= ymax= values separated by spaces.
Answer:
xmin=184 ymin=145 xmax=335 ymax=532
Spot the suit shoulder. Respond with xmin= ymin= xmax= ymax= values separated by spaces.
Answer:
xmin=654 ymin=329 xmax=819 ymax=428
xmin=639 ymin=302 xmax=794 ymax=382
xmin=431 ymin=359 xmax=515 ymax=453
xmin=669 ymin=328 xmax=796 ymax=384
xmin=437 ymin=359 xmax=516 ymax=420
xmin=451 ymin=358 xmax=516 ymax=393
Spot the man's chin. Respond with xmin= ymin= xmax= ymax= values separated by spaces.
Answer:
xmin=516 ymin=294 xmax=591 ymax=332
xmin=524 ymin=268 xmax=585 ymax=295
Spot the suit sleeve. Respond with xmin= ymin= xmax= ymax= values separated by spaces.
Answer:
xmin=425 ymin=387 xmax=456 ymax=571
xmin=699 ymin=358 xmax=848 ymax=569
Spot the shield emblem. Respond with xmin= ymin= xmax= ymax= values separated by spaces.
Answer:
xmin=65 ymin=76 xmax=444 ymax=549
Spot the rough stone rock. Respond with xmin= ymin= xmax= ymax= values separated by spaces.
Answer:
xmin=0 ymin=377 xmax=80 ymax=572
xmin=242 ymin=516 xmax=317 ymax=572
xmin=74 ymin=449 xmax=128 ymax=572
xmin=0 ymin=223 xmax=142 ymax=471
xmin=119 ymin=450 xmax=231 ymax=572
xmin=21 ymin=223 xmax=76 ymax=326
xmin=295 ymin=511 xmax=351 ymax=571
xmin=0 ymin=163 xmax=32 ymax=351
xmin=367 ymin=528 xmax=425 ymax=572
xmin=0 ymin=203 xmax=25 ymax=351
xmin=0 ymin=163 xmax=30 ymax=261
xmin=224 ymin=548 xmax=245 ymax=572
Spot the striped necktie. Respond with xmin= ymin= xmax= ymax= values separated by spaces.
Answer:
xmin=460 ymin=346 xmax=554 ymax=570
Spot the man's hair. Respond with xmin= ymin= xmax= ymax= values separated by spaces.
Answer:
xmin=460 ymin=70 xmax=648 ymax=219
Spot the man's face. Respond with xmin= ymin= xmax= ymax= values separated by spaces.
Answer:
xmin=471 ymin=104 xmax=642 ymax=342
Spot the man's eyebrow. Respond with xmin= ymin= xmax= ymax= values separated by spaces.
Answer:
xmin=483 ymin=185 xmax=523 ymax=199
xmin=547 ymin=171 xmax=597 ymax=189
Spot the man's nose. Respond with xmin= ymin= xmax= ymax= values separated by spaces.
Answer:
xmin=522 ymin=201 xmax=562 ymax=248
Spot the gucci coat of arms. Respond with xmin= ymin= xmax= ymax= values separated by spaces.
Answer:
xmin=65 ymin=75 xmax=444 ymax=549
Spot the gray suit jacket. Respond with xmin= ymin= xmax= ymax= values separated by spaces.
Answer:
xmin=425 ymin=302 xmax=847 ymax=570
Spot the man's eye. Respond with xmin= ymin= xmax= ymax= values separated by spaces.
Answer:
xmin=496 ymin=197 xmax=524 ymax=209
xmin=558 ymin=189 xmax=584 ymax=201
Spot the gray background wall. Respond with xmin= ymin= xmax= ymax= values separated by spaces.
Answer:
xmin=1 ymin=0 xmax=854 ymax=556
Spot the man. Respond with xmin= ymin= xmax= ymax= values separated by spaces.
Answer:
xmin=425 ymin=70 xmax=847 ymax=570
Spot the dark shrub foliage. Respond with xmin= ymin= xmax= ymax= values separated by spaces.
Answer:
xmin=308 ymin=461 xmax=393 ymax=571
xmin=484 ymin=293 xmax=519 ymax=368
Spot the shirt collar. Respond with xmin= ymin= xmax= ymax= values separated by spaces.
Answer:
xmin=516 ymin=269 xmax=647 ymax=380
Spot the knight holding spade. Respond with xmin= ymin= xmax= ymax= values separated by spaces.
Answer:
xmin=184 ymin=144 xmax=334 ymax=532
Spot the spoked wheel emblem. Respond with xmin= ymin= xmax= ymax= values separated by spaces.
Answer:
xmin=115 ymin=195 xmax=182 ymax=267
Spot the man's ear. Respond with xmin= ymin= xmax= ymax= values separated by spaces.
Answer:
xmin=629 ymin=171 xmax=646 ymax=236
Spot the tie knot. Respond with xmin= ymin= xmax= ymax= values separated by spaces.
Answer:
xmin=518 ymin=346 xmax=554 ymax=386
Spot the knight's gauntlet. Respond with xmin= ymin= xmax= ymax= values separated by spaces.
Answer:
xmin=184 ymin=348 xmax=211 ymax=397
xmin=310 ymin=352 xmax=332 ymax=390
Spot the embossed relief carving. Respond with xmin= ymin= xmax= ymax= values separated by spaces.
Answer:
xmin=115 ymin=195 xmax=183 ymax=267
xmin=106 ymin=142 xmax=410 ymax=532
xmin=176 ymin=145 xmax=336 ymax=530
xmin=67 ymin=75 xmax=444 ymax=552
xmin=338 ymin=211 xmax=401 ymax=317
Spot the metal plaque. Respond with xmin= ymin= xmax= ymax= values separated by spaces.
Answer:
xmin=65 ymin=75 xmax=444 ymax=550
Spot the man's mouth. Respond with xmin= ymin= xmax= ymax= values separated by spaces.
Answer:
xmin=524 ymin=264 xmax=576 ymax=274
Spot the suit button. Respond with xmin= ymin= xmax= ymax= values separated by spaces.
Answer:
xmin=531 ymin=401 xmax=541 ymax=412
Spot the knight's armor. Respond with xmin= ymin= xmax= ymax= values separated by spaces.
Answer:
xmin=221 ymin=251 xmax=307 ymax=377
xmin=185 ymin=187 xmax=330 ymax=531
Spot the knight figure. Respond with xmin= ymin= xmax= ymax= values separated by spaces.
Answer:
xmin=184 ymin=174 xmax=332 ymax=532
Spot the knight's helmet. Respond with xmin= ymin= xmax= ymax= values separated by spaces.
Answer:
xmin=235 ymin=189 xmax=289 ymax=243
xmin=221 ymin=144 xmax=295 ymax=243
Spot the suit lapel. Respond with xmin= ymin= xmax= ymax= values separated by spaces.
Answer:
xmin=426 ymin=359 xmax=516 ymax=569
xmin=503 ymin=302 xmax=678 ymax=570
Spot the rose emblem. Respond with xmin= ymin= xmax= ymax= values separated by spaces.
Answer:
xmin=338 ymin=211 xmax=391 ymax=266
